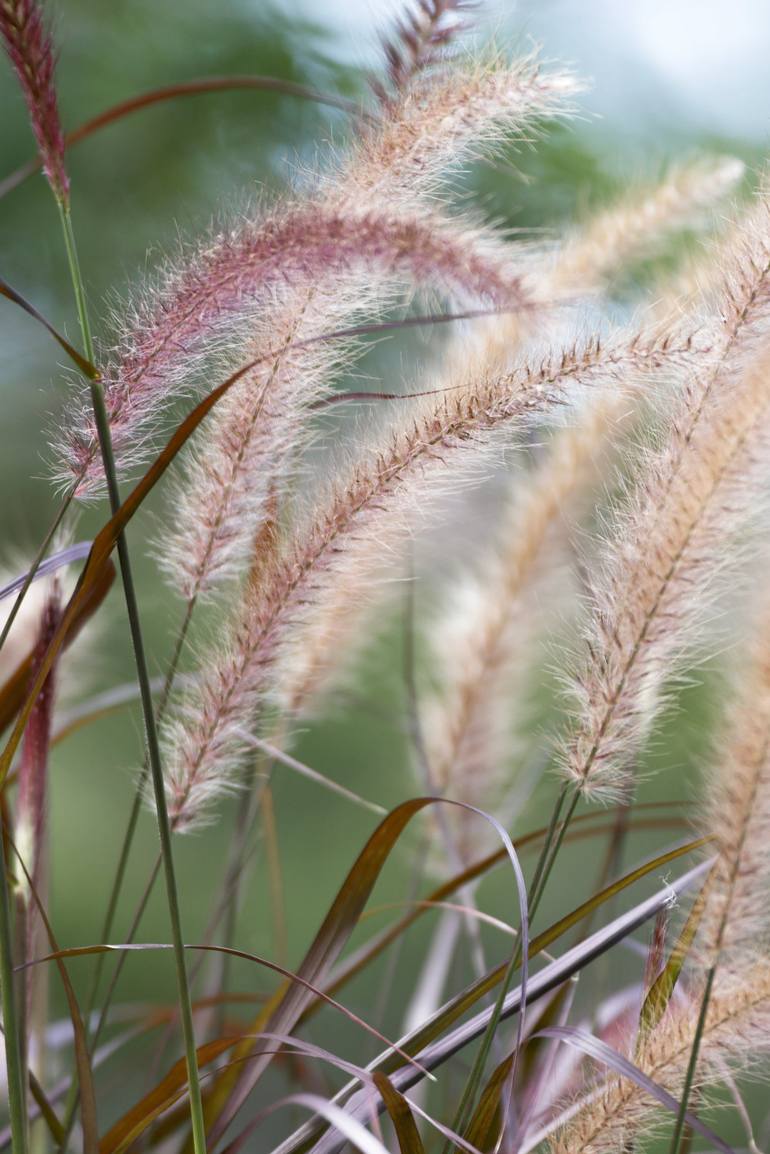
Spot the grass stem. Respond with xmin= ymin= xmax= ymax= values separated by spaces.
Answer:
xmin=0 ymin=826 xmax=29 ymax=1154
xmin=56 ymin=199 xmax=207 ymax=1154
xmin=668 ymin=964 xmax=715 ymax=1154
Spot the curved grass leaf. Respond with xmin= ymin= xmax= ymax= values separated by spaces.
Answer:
xmin=462 ymin=1050 xmax=514 ymax=1153
xmin=0 ymin=543 xmax=93 ymax=605
xmin=268 ymin=856 xmax=711 ymax=1154
xmin=105 ymin=830 xmax=702 ymax=1154
xmin=372 ymin=1073 xmax=425 ymax=1154
xmin=0 ymin=76 xmax=370 ymax=201
xmin=21 ymin=941 xmax=427 ymax=1154
xmin=0 ymin=277 xmax=99 ymax=378
xmin=239 ymin=1093 xmax=393 ymax=1154
xmin=320 ymin=806 xmax=686 ymax=1011
xmin=204 ymin=797 xmax=530 ymax=1149
xmin=10 ymin=847 xmax=99 ymax=1154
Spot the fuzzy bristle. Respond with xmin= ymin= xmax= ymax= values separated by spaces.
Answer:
xmin=374 ymin=0 xmax=473 ymax=102
xmin=357 ymin=52 xmax=583 ymax=204
xmin=697 ymin=592 xmax=770 ymax=965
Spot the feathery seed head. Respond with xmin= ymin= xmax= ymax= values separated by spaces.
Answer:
xmin=555 ymin=156 xmax=746 ymax=297
xmin=698 ymin=591 xmax=770 ymax=965
xmin=550 ymin=963 xmax=770 ymax=1154
xmin=60 ymin=202 xmax=531 ymax=499
xmin=352 ymin=52 xmax=584 ymax=207
xmin=561 ymin=342 xmax=770 ymax=804
xmin=374 ymin=0 xmax=474 ymax=103
xmin=159 ymin=329 xmax=688 ymax=829
xmin=420 ymin=386 xmax=633 ymax=856
xmin=0 ymin=0 xmax=68 ymax=203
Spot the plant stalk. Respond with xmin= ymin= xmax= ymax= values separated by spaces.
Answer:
xmin=0 ymin=825 xmax=29 ymax=1154
xmin=56 ymin=201 xmax=207 ymax=1154
xmin=668 ymin=964 xmax=715 ymax=1154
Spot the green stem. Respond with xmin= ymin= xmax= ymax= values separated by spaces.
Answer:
xmin=0 ymin=821 xmax=29 ymax=1154
xmin=668 ymin=965 xmax=715 ymax=1154
xmin=56 ymin=201 xmax=207 ymax=1154
xmin=525 ymin=782 xmax=569 ymax=916
xmin=81 ymin=596 xmax=197 ymax=1038
xmin=528 ymin=787 xmax=582 ymax=919
xmin=62 ymin=602 xmax=200 ymax=1146
xmin=58 ymin=207 xmax=95 ymax=363
xmin=441 ymin=782 xmax=580 ymax=1151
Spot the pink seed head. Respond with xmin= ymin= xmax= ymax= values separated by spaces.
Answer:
xmin=1 ymin=0 xmax=69 ymax=203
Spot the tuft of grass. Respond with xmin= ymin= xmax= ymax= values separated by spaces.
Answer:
xmin=0 ymin=2 xmax=769 ymax=1152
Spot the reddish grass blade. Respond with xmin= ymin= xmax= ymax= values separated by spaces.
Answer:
xmin=11 ymin=848 xmax=99 ymax=1153
xmin=318 ymin=808 xmax=688 ymax=1025
xmin=270 ymin=858 xmax=711 ymax=1154
xmin=22 ymin=840 xmax=706 ymax=1154
xmin=0 ymin=275 xmax=99 ymax=377
xmin=0 ymin=75 xmax=370 ymax=200
xmin=20 ymin=941 xmax=430 ymax=1154
xmin=0 ymin=560 xmax=114 ymax=739
xmin=204 ymin=797 xmax=529 ymax=1148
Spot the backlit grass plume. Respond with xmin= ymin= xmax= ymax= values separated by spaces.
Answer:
xmin=697 ymin=591 xmax=770 ymax=966
xmin=0 ymin=0 xmax=68 ymax=203
xmin=549 ymin=962 xmax=770 ymax=1154
xmin=354 ymin=51 xmax=582 ymax=206
xmin=374 ymin=0 xmax=472 ymax=102
xmin=157 ymin=52 xmax=581 ymax=604
xmin=561 ymin=190 xmax=770 ymax=802
xmin=59 ymin=202 xmax=533 ymax=500
xmin=421 ymin=390 xmax=631 ymax=856
xmin=161 ymin=330 xmax=690 ymax=828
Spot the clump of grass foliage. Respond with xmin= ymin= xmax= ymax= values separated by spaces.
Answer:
xmin=1 ymin=1 xmax=770 ymax=1151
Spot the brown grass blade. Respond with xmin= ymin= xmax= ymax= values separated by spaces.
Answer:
xmin=0 ymin=275 xmax=99 ymax=378
xmin=372 ymin=1072 xmax=426 ymax=1154
xmin=0 ymin=75 xmax=370 ymax=200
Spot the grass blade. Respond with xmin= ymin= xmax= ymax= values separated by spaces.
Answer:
xmin=0 ymin=276 xmax=98 ymax=378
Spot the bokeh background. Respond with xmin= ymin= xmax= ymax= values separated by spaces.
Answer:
xmin=1 ymin=0 xmax=769 ymax=1138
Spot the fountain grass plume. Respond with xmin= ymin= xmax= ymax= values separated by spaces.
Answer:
xmin=550 ymin=962 xmax=770 ymax=1154
xmin=160 ymin=328 xmax=691 ymax=829
xmin=0 ymin=0 xmax=68 ymax=204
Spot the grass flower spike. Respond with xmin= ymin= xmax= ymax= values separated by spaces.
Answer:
xmin=0 ymin=0 xmax=68 ymax=203
xmin=3 ymin=5 xmax=770 ymax=1152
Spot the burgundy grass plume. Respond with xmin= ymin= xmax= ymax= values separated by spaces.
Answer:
xmin=0 ymin=0 xmax=68 ymax=203
xmin=59 ymin=202 xmax=532 ymax=499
